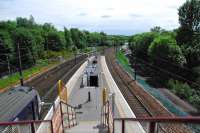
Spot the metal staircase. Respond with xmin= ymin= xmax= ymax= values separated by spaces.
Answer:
xmin=60 ymin=101 xmax=78 ymax=129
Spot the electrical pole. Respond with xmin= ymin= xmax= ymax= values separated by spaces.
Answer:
xmin=17 ymin=42 xmax=24 ymax=86
xmin=6 ymin=55 xmax=11 ymax=75
xmin=74 ymin=52 xmax=76 ymax=65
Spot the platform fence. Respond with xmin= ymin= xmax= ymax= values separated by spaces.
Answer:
xmin=0 ymin=120 xmax=53 ymax=133
xmin=0 ymin=101 xmax=78 ymax=133
xmin=101 ymin=101 xmax=114 ymax=133
xmin=114 ymin=117 xmax=200 ymax=133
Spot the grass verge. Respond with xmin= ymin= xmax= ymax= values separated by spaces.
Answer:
xmin=0 ymin=59 xmax=59 ymax=91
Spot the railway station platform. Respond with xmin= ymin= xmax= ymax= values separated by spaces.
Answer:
xmin=1 ymin=54 xmax=200 ymax=133
xmin=65 ymin=56 xmax=111 ymax=133
xmin=60 ymin=55 xmax=145 ymax=133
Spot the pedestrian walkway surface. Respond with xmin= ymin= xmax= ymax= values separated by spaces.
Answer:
xmin=64 ymin=56 xmax=145 ymax=133
xmin=65 ymin=56 xmax=107 ymax=133
xmin=65 ymin=121 xmax=99 ymax=133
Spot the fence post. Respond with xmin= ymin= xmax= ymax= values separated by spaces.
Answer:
xmin=67 ymin=106 xmax=70 ymax=128
xmin=104 ymin=105 xmax=106 ymax=128
xmin=149 ymin=122 xmax=156 ymax=133
xmin=60 ymin=102 xmax=65 ymax=133
xmin=113 ymin=119 xmax=115 ymax=133
xmin=50 ymin=120 xmax=54 ymax=133
xmin=31 ymin=123 xmax=35 ymax=133
xmin=122 ymin=120 xmax=125 ymax=133
xmin=71 ymin=107 xmax=74 ymax=126
xmin=108 ymin=102 xmax=110 ymax=133
xmin=74 ymin=108 xmax=77 ymax=125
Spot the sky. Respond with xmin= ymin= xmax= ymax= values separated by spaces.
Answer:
xmin=0 ymin=0 xmax=186 ymax=35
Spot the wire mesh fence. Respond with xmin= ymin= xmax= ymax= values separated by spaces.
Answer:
xmin=0 ymin=120 xmax=53 ymax=133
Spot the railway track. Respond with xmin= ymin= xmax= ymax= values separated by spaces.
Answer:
xmin=104 ymin=48 xmax=193 ymax=133
xmin=24 ymin=54 xmax=87 ymax=118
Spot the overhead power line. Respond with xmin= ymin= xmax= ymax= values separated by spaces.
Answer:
xmin=131 ymin=49 xmax=192 ymax=73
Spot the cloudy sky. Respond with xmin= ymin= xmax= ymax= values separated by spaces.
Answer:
xmin=0 ymin=0 xmax=185 ymax=35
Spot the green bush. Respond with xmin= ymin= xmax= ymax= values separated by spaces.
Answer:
xmin=189 ymin=94 xmax=200 ymax=110
xmin=129 ymin=32 xmax=156 ymax=59
xmin=148 ymin=35 xmax=186 ymax=66
xmin=167 ymin=79 xmax=200 ymax=110
xmin=168 ymin=79 xmax=193 ymax=100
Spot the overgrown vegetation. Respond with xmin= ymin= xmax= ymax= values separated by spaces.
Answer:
xmin=167 ymin=79 xmax=200 ymax=110
xmin=116 ymin=51 xmax=129 ymax=67
xmin=0 ymin=59 xmax=56 ymax=89
xmin=128 ymin=0 xmax=200 ymax=110
xmin=0 ymin=16 xmax=115 ymax=75
xmin=0 ymin=15 xmax=129 ymax=89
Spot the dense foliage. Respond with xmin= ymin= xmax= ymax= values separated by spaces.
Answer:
xmin=0 ymin=16 xmax=114 ymax=75
xmin=176 ymin=0 xmax=200 ymax=68
xmin=128 ymin=0 xmax=200 ymax=110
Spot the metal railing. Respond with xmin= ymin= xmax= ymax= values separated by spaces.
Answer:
xmin=0 ymin=101 xmax=78 ymax=133
xmin=114 ymin=117 xmax=200 ymax=133
xmin=60 ymin=101 xmax=77 ymax=129
xmin=101 ymin=101 xmax=114 ymax=133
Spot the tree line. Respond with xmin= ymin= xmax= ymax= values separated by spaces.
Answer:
xmin=128 ymin=0 xmax=200 ymax=109
xmin=0 ymin=16 xmax=126 ymax=75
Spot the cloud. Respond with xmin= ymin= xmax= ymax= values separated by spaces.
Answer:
xmin=106 ymin=8 xmax=114 ymax=11
xmin=129 ymin=13 xmax=142 ymax=18
xmin=168 ymin=5 xmax=179 ymax=9
xmin=101 ymin=15 xmax=111 ymax=18
xmin=0 ymin=0 xmax=186 ymax=35
xmin=78 ymin=13 xmax=87 ymax=16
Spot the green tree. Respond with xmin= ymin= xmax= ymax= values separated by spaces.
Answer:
xmin=70 ymin=28 xmax=86 ymax=49
xmin=150 ymin=26 xmax=165 ymax=33
xmin=148 ymin=35 xmax=186 ymax=66
xmin=46 ymin=31 xmax=65 ymax=51
xmin=30 ymin=29 xmax=45 ymax=58
xmin=88 ymin=32 xmax=101 ymax=46
xmin=100 ymin=32 xmax=107 ymax=46
xmin=148 ymin=35 xmax=186 ymax=82
xmin=129 ymin=32 xmax=156 ymax=59
xmin=12 ymin=28 xmax=36 ymax=67
xmin=0 ymin=31 xmax=14 ymax=72
xmin=0 ymin=20 xmax=17 ymax=31
xmin=176 ymin=0 xmax=200 ymax=68
xmin=42 ymin=23 xmax=56 ymax=32
xmin=16 ymin=15 xmax=36 ymax=28
xmin=64 ymin=27 xmax=73 ymax=49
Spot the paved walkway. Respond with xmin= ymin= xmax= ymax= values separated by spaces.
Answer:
xmin=64 ymin=56 xmax=145 ymax=133
xmin=65 ymin=56 xmax=107 ymax=133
